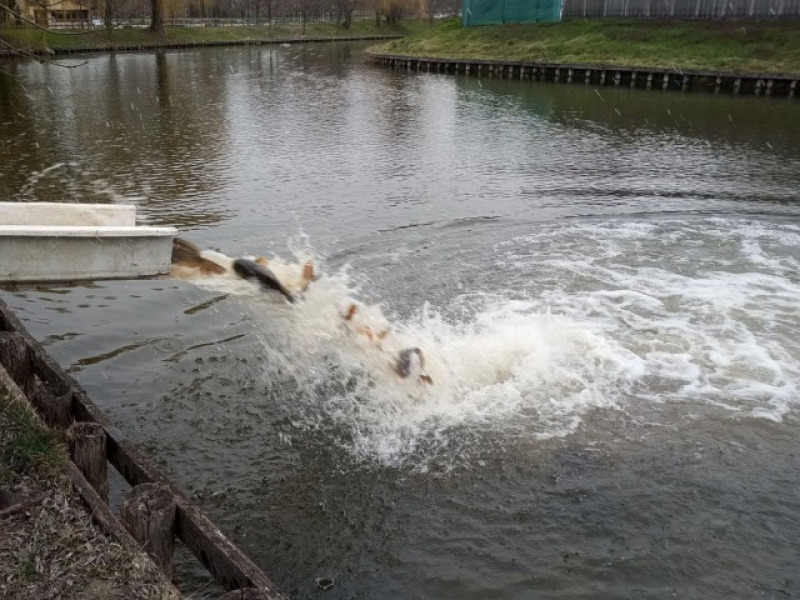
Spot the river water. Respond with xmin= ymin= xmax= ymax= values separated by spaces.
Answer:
xmin=1 ymin=43 xmax=799 ymax=599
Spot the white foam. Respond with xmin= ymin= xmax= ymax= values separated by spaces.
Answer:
xmin=179 ymin=218 xmax=800 ymax=465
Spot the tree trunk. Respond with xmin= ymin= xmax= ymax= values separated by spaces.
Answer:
xmin=104 ymin=0 xmax=112 ymax=28
xmin=343 ymin=7 xmax=352 ymax=29
xmin=150 ymin=0 xmax=163 ymax=34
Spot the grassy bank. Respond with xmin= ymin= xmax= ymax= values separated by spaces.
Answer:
xmin=1 ymin=20 xmax=420 ymax=53
xmin=0 ymin=379 xmax=178 ymax=599
xmin=0 ymin=387 xmax=63 ymax=484
xmin=372 ymin=18 xmax=800 ymax=75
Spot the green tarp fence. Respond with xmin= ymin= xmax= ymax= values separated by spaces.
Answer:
xmin=462 ymin=0 xmax=563 ymax=26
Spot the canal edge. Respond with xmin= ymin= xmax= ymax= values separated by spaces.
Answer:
xmin=365 ymin=51 xmax=800 ymax=98
xmin=0 ymin=35 xmax=403 ymax=59
xmin=0 ymin=295 xmax=286 ymax=600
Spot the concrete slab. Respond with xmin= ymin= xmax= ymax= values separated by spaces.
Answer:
xmin=0 ymin=204 xmax=177 ymax=283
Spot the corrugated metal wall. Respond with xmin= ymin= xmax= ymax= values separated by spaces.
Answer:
xmin=562 ymin=0 xmax=800 ymax=18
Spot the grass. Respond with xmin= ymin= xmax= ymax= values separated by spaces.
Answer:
xmin=5 ymin=17 xmax=797 ymax=74
xmin=0 ymin=19 xmax=423 ymax=52
xmin=0 ymin=387 xmax=65 ymax=483
xmin=371 ymin=18 xmax=800 ymax=74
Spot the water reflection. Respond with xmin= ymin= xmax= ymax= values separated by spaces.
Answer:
xmin=3 ymin=44 xmax=800 ymax=247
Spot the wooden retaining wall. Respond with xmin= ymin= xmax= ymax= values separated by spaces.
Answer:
xmin=0 ymin=296 xmax=286 ymax=600
xmin=366 ymin=53 xmax=800 ymax=98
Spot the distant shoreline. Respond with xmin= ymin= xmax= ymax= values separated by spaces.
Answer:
xmin=0 ymin=21 xmax=409 ymax=59
xmin=365 ymin=51 xmax=800 ymax=97
xmin=369 ymin=18 xmax=800 ymax=77
xmin=0 ymin=34 xmax=402 ymax=58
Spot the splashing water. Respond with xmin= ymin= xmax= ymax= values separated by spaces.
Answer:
xmin=176 ymin=243 xmax=643 ymax=467
xmin=175 ymin=217 xmax=800 ymax=467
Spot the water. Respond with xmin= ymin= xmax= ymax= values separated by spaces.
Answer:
xmin=1 ymin=44 xmax=799 ymax=599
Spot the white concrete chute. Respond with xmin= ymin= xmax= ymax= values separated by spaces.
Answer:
xmin=0 ymin=203 xmax=176 ymax=283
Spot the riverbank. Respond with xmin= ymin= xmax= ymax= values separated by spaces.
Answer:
xmin=0 ymin=371 xmax=179 ymax=600
xmin=371 ymin=18 xmax=800 ymax=75
xmin=0 ymin=21 xmax=413 ymax=56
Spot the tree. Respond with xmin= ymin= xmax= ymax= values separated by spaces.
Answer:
xmin=376 ymin=0 xmax=419 ymax=24
xmin=150 ymin=0 xmax=163 ymax=32
xmin=336 ymin=0 xmax=357 ymax=28
xmin=151 ymin=0 xmax=184 ymax=34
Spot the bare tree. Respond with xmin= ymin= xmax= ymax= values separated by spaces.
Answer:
xmin=336 ymin=0 xmax=357 ymax=28
xmin=150 ymin=0 xmax=163 ymax=32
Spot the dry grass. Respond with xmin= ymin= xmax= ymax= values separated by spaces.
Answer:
xmin=0 ymin=484 xmax=180 ymax=600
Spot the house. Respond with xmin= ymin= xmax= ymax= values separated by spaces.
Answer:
xmin=14 ymin=0 xmax=97 ymax=28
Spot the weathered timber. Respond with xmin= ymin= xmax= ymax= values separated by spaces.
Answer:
xmin=68 ymin=421 xmax=109 ymax=502
xmin=122 ymin=483 xmax=177 ymax=578
xmin=0 ymin=332 xmax=35 ymax=398
xmin=365 ymin=53 xmax=800 ymax=99
xmin=0 ymin=298 xmax=27 ymax=332
xmin=68 ymin=462 xmax=183 ymax=597
xmin=31 ymin=380 xmax=73 ymax=428
xmin=175 ymin=495 xmax=286 ymax=597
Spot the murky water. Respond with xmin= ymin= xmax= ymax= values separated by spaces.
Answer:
xmin=2 ymin=44 xmax=800 ymax=599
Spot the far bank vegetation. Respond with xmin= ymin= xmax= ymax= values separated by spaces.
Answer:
xmin=0 ymin=0 xmax=453 ymax=35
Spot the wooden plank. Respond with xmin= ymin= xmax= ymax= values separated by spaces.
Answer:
xmin=174 ymin=496 xmax=288 ymax=598
xmin=0 ymin=332 xmax=35 ymax=398
xmin=31 ymin=380 xmax=73 ymax=428
xmin=68 ymin=462 xmax=183 ymax=598
xmin=122 ymin=483 xmax=177 ymax=578
xmin=68 ymin=422 xmax=109 ymax=502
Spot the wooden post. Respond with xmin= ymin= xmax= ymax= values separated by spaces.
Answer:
xmin=219 ymin=589 xmax=274 ymax=600
xmin=0 ymin=332 xmax=35 ymax=398
xmin=121 ymin=483 xmax=177 ymax=578
xmin=31 ymin=381 xmax=73 ymax=428
xmin=68 ymin=422 xmax=109 ymax=502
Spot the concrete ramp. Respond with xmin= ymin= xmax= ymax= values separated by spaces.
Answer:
xmin=0 ymin=203 xmax=177 ymax=283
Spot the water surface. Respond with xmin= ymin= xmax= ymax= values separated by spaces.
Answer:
xmin=1 ymin=44 xmax=799 ymax=599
